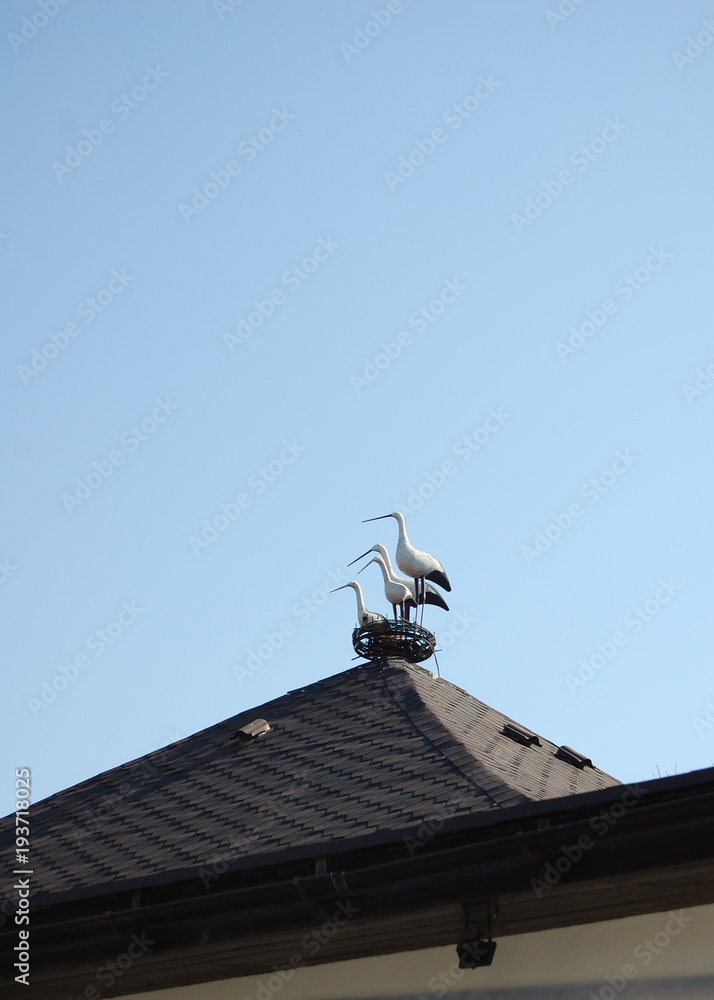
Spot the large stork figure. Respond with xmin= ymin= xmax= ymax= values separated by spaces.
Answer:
xmin=348 ymin=543 xmax=449 ymax=611
xmin=363 ymin=511 xmax=451 ymax=619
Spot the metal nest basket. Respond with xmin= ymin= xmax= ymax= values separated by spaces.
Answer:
xmin=352 ymin=619 xmax=436 ymax=663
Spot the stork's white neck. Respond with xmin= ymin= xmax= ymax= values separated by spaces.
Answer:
xmin=374 ymin=544 xmax=393 ymax=574
xmin=350 ymin=581 xmax=367 ymax=615
xmin=372 ymin=555 xmax=390 ymax=583
xmin=392 ymin=511 xmax=407 ymax=542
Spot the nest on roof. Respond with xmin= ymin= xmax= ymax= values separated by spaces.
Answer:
xmin=352 ymin=619 xmax=436 ymax=663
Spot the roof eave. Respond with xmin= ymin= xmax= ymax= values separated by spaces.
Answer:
xmin=9 ymin=768 xmax=714 ymax=1000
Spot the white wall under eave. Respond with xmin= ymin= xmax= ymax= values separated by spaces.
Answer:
xmin=124 ymin=902 xmax=714 ymax=1000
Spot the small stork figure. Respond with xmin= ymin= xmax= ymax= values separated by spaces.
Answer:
xmin=358 ymin=554 xmax=415 ymax=621
xmin=329 ymin=580 xmax=385 ymax=627
xmin=348 ymin=543 xmax=449 ymax=611
xmin=363 ymin=511 xmax=451 ymax=621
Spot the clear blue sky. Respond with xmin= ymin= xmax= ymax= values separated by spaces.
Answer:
xmin=3 ymin=0 xmax=714 ymax=816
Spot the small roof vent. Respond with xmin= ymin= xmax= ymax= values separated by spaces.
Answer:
xmin=230 ymin=719 xmax=272 ymax=742
xmin=555 ymin=745 xmax=593 ymax=769
xmin=502 ymin=722 xmax=541 ymax=748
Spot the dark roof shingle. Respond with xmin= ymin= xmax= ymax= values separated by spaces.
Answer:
xmin=1 ymin=658 xmax=620 ymax=899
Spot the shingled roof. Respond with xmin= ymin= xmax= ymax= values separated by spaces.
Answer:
xmin=11 ymin=658 xmax=619 ymax=903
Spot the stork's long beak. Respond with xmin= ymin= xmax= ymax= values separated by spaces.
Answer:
xmin=363 ymin=514 xmax=391 ymax=522
xmin=347 ymin=548 xmax=373 ymax=567
xmin=357 ymin=560 xmax=376 ymax=575
xmin=329 ymin=584 xmax=350 ymax=593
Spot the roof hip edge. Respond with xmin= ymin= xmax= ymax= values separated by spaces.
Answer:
xmin=380 ymin=660 xmax=533 ymax=808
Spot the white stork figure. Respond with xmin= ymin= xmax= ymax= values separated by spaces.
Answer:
xmin=348 ymin=543 xmax=449 ymax=611
xmin=363 ymin=511 xmax=451 ymax=616
xmin=329 ymin=581 xmax=385 ymax=627
xmin=358 ymin=554 xmax=415 ymax=621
